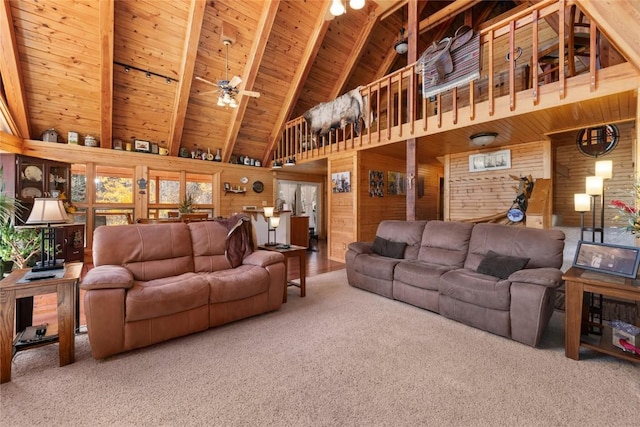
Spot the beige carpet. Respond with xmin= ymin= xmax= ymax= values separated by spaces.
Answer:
xmin=1 ymin=269 xmax=639 ymax=426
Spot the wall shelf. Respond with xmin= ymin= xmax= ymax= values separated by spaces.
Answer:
xmin=224 ymin=189 xmax=246 ymax=195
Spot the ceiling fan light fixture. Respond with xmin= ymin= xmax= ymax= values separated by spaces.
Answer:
xmin=470 ymin=132 xmax=498 ymax=146
xmin=217 ymin=96 xmax=225 ymax=107
xmin=229 ymin=97 xmax=238 ymax=108
xmin=330 ymin=0 xmax=345 ymax=16
xmin=350 ymin=0 xmax=365 ymax=10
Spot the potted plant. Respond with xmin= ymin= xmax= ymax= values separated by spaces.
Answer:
xmin=178 ymin=193 xmax=195 ymax=214
xmin=0 ymin=166 xmax=41 ymax=274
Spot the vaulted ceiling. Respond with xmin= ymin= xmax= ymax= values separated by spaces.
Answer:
xmin=0 ymin=0 xmax=524 ymax=166
xmin=1 ymin=0 xmax=637 ymax=169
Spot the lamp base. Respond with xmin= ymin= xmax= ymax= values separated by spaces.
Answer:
xmin=263 ymin=242 xmax=278 ymax=247
xmin=32 ymin=259 xmax=65 ymax=272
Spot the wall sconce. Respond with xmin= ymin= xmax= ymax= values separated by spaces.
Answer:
xmin=469 ymin=132 xmax=498 ymax=147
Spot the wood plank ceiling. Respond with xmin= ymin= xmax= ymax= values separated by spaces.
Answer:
xmin=0 ymin=0 xmax=636 ymax=169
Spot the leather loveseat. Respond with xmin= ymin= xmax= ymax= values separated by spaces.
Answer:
xmin=81 ymin=217 xmax=285 ymax=359
xmin=346 ymin=220 xmax=565 ymax=347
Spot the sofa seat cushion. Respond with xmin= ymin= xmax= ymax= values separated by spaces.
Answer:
xmin=439 ymin=269 xmax=511 ymax=311
xmin=126 ymin=273 xmax=210 ymax=322
xmin=355 ymin=253 xmax=403 ymax=281
xmin=204 ymin=265 xmax=270 ymax=303
xmin=394 ymin=260 xmax=454 ymax=291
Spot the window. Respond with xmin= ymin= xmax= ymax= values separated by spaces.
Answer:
xmin=95 ymin=166 xmax=133 ymax=204
xmin=147 ymin=171 xmax=215 ymax=218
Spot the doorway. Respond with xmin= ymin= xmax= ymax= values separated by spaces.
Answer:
xmin=276 ymin=180 xmax=323 ymax=239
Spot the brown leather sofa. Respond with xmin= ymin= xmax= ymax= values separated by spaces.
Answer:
xmin=346 ymin=220 xmax=565 ymax=347
xmin=81 ymin=219 xmax=285 ymax=359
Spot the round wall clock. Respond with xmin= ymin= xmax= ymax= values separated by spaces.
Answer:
xmin=252 ymin=181 xmax=264 ymax=193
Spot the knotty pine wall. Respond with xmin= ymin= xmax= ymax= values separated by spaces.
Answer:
xmin=553 ymin=121 xmax=635 ymax=228
xmin=448 ymin=142 xmax=547 ymax=221
xmin=357 ymin=151 xmax=407 ymax=242
xmin=328 ymin=154 xmax=357 ymax=262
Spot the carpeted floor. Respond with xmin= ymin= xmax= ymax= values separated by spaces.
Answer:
xmin=1 ymin=269 xmax=639 ymax=426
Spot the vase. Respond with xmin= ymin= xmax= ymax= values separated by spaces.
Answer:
xmin=214 ymin=148 xmax=222 ymax=162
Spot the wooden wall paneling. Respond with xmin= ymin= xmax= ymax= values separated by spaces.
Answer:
xmin=416 ymin=162 xmax=443 ymax=221
xmin=329 ymin=154 xmax=357 ymax=262
xmin=448 ymin=142 xmax=545 ymax=221
xmin=553 ymin=121 xmax=634 ymax=228
xmin=358 ymin=150 xmax=407 ymax=242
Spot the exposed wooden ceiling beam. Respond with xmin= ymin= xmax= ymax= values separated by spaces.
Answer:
xmin=168 ymin=0 xmax=207 ymax=156
xmin=0 ymin=0 xmax=30 ymax=139
xmin=418 ymin=0 xmax=483 ymax=34
xmin=576 ymin=0 xmax=640 ymax=72
xmin=223 ymin=0 xmax=280 ymax=163
xmin=99 ymin=0 xmax=114 ymax=149
xmin=261 ymin=2 xmax=332 ymax=166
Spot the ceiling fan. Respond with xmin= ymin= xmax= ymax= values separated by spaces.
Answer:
xmin=196 ymin=39 xmax=260 ymax=108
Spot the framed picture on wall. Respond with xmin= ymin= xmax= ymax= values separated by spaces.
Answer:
xmin=134 ymin=139 xmax=151 ymax=152
xmin=369 ymin=170 xmax=384 ymax=197
xmin=387 ymin=171 xmax=406 ymax=195
xmin=332 ymin=172 xmax=351 ymax=193
xmin=469 ymin=149 xmax=511 ymax=172
xmin=573 ymin=241 xmax=640 ymax=279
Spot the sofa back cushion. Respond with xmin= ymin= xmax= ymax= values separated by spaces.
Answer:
xmin=417 ymin=220 xmax=474 ymax=267
xmin=93 ymin=223 xmax=194 ymax=281
xmin=189 ymin=221 xmax=234 ymax=272
xmin=465 ymin=223 xmax=565 ymax=270
xmin=375 ymin=220 xmax=427 ymax=260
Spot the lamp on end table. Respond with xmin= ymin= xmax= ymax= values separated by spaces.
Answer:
xmin=26 ymin=198 xmax=69 ymax=272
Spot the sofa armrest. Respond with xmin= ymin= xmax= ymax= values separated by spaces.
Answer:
xmin=509 ymin=268 xmax=563 ymax=288
xmin=243 ymin=250 xmax=285 ymax=267
xmin=80 ymin=265 xmax=134 ymax=291
xmin=347 ymin=241 xmax=373 ymax=255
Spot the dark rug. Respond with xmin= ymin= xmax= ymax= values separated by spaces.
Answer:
xmin=554 ymin=285 xmax=639 ymax=325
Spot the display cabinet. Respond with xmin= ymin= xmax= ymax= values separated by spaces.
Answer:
xmin=1 ymin=154 xmax=71 ymax=224
xmin=55 ymin=224 xmax=85 ymax=263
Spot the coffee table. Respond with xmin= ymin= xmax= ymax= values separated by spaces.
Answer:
xmin=259 ymin=245 xmax=306 ymax=303
xmin=0 ymin=262 xmax=83 ymax=383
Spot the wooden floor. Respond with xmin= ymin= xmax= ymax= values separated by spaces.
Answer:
xmin=28 ymin=239 xmax=344 ymax=332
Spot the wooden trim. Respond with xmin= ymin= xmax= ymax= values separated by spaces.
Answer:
xmin=99 ymin=0 xmax=114 ymax=149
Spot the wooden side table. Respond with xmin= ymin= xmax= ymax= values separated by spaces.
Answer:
xmin=259 ymin=245 xmax=307 ymax=303
xmin=0 ymin=262 xmax=83 ymax=383
xmin=563 ymin=267 xmax=640 ymax=363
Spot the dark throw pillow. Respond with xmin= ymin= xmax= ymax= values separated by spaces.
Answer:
xmin=371 ymin=236 xmax=407 ymax=259
xmin=476 ymin=250 xmax=530 ymax=279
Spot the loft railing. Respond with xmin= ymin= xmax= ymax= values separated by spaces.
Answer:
xmin=272 ymin=0 xmax=612 ymax=166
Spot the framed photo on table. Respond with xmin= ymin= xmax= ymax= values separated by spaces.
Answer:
xmin=573 ymin=241 xmax=640 ymax=279
xmin=134 ymin=139 xmax=151 ymax=152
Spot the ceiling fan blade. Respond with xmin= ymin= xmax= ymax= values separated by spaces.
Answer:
xmin=240 ymin=90 xmax=261 ymax=98
xmin=195 ymin=76 xmax=218 ymax=87
xmin=199 ymin=90 xmax=218 ymax=96
xmin=229 ymin=75 xmax=242 ymax=88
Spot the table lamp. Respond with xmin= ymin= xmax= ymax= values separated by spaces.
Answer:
xmin=26 ymin=198 xmax=69 ymax=272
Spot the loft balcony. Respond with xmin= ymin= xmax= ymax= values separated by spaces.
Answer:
xmin=273 ymin=0 xmax=636 ymax=167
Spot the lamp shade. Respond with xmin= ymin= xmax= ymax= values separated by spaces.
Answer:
xmin=269 ymin=216 xmax=280 ymax=228
xmin=26 ymin=198 xmax=68 ymax=224
xmin=585 ymin=176 xmax=603 ymax=196
xmin=263 ymin=207 xmax=274 ymax=218
xmin=574 ymin=193 xmax=591 ymax=212
xmin=595 ymin=160 xmax=613 ymax=179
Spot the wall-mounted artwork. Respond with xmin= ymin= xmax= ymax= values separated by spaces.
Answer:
xmin=369 ymin=170 xmax=384 ymax=197
xmin=332 ymin=171 xmax=351 ymax=193
xmin=388 ymin=171 xmax=406 ymax=195
xmin=469 ymin=149 xmax=511 ymax=172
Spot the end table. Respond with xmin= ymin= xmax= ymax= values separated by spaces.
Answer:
xmin=259 ymin=245 xmax=307 ymax=303
xmin=0 ymin=262 xmax=83 ymax=383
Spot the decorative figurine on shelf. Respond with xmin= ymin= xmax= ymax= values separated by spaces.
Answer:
xmin=41 ymin=128 xmax=59 ymax=143
xmin=214 ymin=148 xmax=222 ymax=162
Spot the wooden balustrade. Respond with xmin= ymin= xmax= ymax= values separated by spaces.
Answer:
xmin=272 ymin=0 xmax=610 ymax=166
